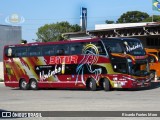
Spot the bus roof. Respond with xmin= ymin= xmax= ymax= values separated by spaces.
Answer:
xmin=4 ymin=37 xmax=141 ymax=48
xmin=4 ymin=38 xmax=100 ymax=48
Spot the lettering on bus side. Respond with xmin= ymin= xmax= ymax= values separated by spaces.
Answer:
xmin=49 ymin=55 xmax=78 ymax=64
xmin=36 ymin=65 xmax=62 ymax=81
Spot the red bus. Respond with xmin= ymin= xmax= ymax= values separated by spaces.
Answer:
xmin=3 ymin=38 xmax=151 ymax=91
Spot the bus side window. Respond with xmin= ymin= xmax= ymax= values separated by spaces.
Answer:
xmin=91 ymin=41 xmax=106 ymax=55
xmin=56 ymin=45 xmax=69 ymax=55
xmin=28 ymin=46 xmax=41 ymax=56
xmin=15 ymin=47 xmax=27 ymax=57
xmin=70 ymin=43 xmax=83 ymax=55
xmin=113 ymin=63 xmax=127 ymax=73
xmin=42 ymin=45 xmax=55 ymax=56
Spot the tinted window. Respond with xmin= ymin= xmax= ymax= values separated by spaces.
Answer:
xmin=103 ymin=40 xmax=123 ymax=53
xmin=28 ymin=46 xmax=41 ymax=56
xmin=70 ymin=43 xmax=83 ymax=55
xmin=42 ymin=45 xmax=55 ymax=56
xmin=111 ymin=57 xmax=128 ymax=74
xmin=56 ymin=44 xmax=69 ymax=55
xmin=123 ymin=40 xmax=146 ymax=56
xmin=15 ymin=47 xmax=27 ymax=57
xmin=83 ymin=41 xmax=106 ymax=55
xmin=5 ymin=47 xmax=27 ymax=57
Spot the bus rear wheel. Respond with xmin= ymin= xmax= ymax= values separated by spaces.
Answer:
xmin=87 ymin=78 xmax=97 ymax=91
xmin=19 ymin=79 xmax=29 ymax=90
xmin=103 ymin=78 xmax=110 ymax=91
xmin=30 ymin=79 xmax=38 ymax=90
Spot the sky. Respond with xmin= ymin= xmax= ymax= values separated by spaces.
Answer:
xmin=0 ymin=0 xmax=158 ymax=42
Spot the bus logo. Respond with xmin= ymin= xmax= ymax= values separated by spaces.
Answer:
xmin=49 ymin=55 xmax=78 ymax=64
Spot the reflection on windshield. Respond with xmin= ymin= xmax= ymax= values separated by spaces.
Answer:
xmin=128 ymin=60 xmax=149 ymax=76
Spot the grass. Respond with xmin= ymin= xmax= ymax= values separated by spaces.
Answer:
xmin=0 ymin=79 xmax=4 ymax=82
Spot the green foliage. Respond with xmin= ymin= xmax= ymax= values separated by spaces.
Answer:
xmin=36 ymin=21 xmax=81 ymax=42
xmin=117 ymin=11 xmax=149 ymax=23
xmin=0 ymin=79 xmax=3 ymax=82
xmin=142 ymin=15 xmax=160 ymax=22
xmin=105 ymin=20 xmax=114 ymax=24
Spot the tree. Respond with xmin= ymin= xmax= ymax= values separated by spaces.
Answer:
xmin=117 ymin=11 xmax=149 ymax=23
xmin=142 ymin=15 xmax=160 ymax=22
xmin=105 ymin=20 xmax=114 ymax=24
xmin=36 ymin=21 xmax=81 ymax=42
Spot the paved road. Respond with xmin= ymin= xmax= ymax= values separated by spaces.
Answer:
xmin=0 ymin=82 xmax=160 ymax=120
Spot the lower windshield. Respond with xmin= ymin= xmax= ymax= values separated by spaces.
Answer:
xmin=128 ymin=59 xmax=149 ymax=76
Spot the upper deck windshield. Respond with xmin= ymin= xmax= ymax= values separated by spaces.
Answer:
xmin=102 ymin=38 xmax=146 ymax=56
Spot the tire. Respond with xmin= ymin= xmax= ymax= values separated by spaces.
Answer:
xmin=87 ymin=78 xmax=97 ymax=91
xmin=30 ymin=79 xmax=38 ymax=90
xmin=103 ymin=78 xmax=110 ymax=91
xmin=19 ymin=79 xmax=29 ymax=90
xmin=150 ymin=71 xmax=156 ymax=80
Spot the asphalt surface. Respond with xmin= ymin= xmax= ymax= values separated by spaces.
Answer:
xmin=0 ymin=82 xmax=160 ymax=120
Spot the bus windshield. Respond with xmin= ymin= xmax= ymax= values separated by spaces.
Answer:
xmin=123 ymin=40 xmax=146 ymax=56
xmin=128 ymin=59 xmax=149 ymax=77
xmin=102 ymin=38 xmax=146 ymax=56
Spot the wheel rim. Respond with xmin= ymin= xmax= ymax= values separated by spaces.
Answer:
xmin=31 ymin=81 xmax=37 ymax=89
xmin=89 ymin=81 xmax=93 ymax=89
xmin=150 ymin=72 xmax=155 ymax=79
xmin=103 ymin=81 xmax=106 ymax=88
xmin=21 ymin=80 xmax=27 ymax=88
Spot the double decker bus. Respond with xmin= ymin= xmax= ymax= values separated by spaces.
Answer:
xmin=145 ymin=48 xmax=160 ymax=80
xmin=3 ymin=38 xmax=151 ymax=91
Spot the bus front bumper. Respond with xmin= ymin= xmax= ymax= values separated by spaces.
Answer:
xmin=111 ymin=79 xmax=151 ymax=88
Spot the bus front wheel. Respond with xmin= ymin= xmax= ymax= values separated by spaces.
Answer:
xmin=30 ymin=79 xmax=38 ymax=90
xmin=19 ymin=79 xmax=29 ymax=90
